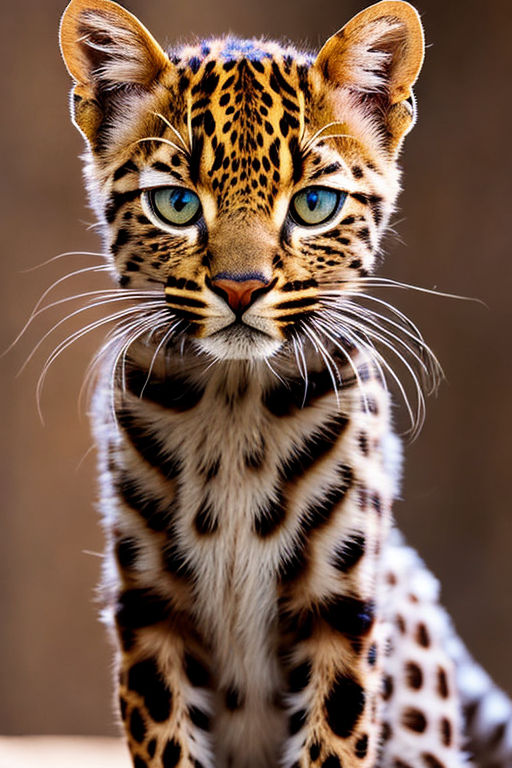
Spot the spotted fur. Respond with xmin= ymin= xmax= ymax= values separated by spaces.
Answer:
xmin=59 ymin=1 xmax=512 ymax=767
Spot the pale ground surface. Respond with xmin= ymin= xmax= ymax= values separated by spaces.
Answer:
xmin=0 ymin=736 xmax=130 ymax=767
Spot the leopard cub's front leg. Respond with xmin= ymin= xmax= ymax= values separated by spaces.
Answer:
xmin=115 ymin=595 xmax=215 ymax=768
xmin=279 ymin=590 xmax=385 ymax=768
xmin=277 ymin=470 xmax=391 ymax=768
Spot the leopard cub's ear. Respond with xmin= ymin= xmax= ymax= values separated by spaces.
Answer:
xmin=314 ymin=1 xmax=424 ymax=149
xmin=59 ymin=0 xmax=169 ymax=145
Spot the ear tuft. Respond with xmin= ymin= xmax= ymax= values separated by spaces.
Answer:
xmin=59 ymin=0 xmax=169 ymax=89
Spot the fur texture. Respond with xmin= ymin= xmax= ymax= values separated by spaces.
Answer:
xmin=58 ymin=1 xmax=512 ymax=767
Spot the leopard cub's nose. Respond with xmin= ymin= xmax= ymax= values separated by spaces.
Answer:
xmin=210 ymin=274 xmax=270 ymax=313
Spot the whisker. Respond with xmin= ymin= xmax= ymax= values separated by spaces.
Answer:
xmin=6 ymin=284 xmax=163 ymax=355
xmin=134 ymin=136 xmax=188 ymax=156
xmin=21 ymin=251 xmax=105 ymax=273
xmin=301 ymin=326 xmax=340 ymax=408
xmin=355 ymin=276 xmax=482 ymax=304
xmin=186 ymin=93 xmax=193 ymax=154
xmin=324 ymin=304 xmax=431 ymax=379
xmin=292 ymin=336 xmax=309 ymax=406
xmin=309 ymin=319 xmax=373 ymax=412
xmin=152 ymin=112 xmax=191 ymax=155
xmin=138 ymin=319 xmax=184 ymax=399
xmin=315 ymin=314 xmax=424 ymax=438
xmin=21 ymin=301 xmax=165 ymax=377
xmin=79 ymin=310 xmax=171 ymax=415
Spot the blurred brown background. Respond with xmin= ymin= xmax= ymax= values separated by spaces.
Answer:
xmin=1 ymin=0 xmax=510 ymax=736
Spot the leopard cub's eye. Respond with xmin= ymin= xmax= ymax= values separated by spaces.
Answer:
xmin=148 ymin=187 xmax=201 ymax=226
xmin=290 ymin=187 xmax=346 ymax=227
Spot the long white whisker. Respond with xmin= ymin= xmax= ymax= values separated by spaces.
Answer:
xmin=21 ymin=301 xmax=165 ymax=377
xmin=301 ymin=326 xmax=340 ymax=408
xmin=323 ymin=290 xmax=426 ymax=341
xmin=314 ymin=315 xmax=423 ymax=437
xmin=108 ymin=316 xmax=171 ymax=422
xmin=186 ymin=93 xmax=193 ymax=154
xmin=79 ymin=311 xmax=172 ymax=414
xmin=4 ymin=266 xmax=112 ymax=354
xmin=355 ymin=277 xmax=481 ymax=304
xmin=134 ymin=136 xmax=188 ymax=156
xmin=310 ymin=319 xmax=371 ymax=411
xmin=325 ymin=305 xmax=430 ymax=378
xmin=152 ymin=112 xmax=190 ymax=155
xmin=6 ymin=286 xmax=164 ymax=355
xmin=292 ymin=336 xmax=309 ymax=407
xmin=21 ymin=251 xmax=106 ymax=273
xmin=139 ymin=320 xmax=184 ymax=399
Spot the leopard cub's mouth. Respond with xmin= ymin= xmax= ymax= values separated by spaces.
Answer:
xmin=197 ymin=320 xmax=283 ymax=361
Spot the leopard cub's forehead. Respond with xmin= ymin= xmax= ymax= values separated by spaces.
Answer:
xmin=158 ymin=38 xmax=317 ymax=213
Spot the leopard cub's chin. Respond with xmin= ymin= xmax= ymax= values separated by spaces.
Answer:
xmin=197 ymin=324 xmax=283 ymax=361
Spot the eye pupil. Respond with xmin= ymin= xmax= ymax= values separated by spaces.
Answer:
xmin=306 ymin=190 xmax=319 ymax=211
xmin=171 ymin=189 xmax=190 ymax=212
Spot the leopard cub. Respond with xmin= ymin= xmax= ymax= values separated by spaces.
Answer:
xmin=59 ymin=1 xmax=512 ymax=766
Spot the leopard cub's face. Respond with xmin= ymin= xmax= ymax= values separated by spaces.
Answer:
xmin=60 ymin=0 xmax=424 ymax=362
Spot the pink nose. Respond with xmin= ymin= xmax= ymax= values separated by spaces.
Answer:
xmin=211 ymin=278 xmax=268 ymax=313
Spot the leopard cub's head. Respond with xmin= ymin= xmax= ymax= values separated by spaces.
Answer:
xmin=60 ymin=0 xmax=424 ymax=362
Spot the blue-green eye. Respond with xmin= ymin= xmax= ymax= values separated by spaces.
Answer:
xmin=290 ymin=187 xmax=346 ymax=226
xmin=149 ymin=187 xmax=201 ymax=226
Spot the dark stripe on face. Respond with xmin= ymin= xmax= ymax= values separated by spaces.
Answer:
xmin=224 ymin=685 xmax=244 ymax=710
xmin=309 ymin=162 xmax=342 ymax=181
xmin=105 ymin=189 xmax=141 ymax=223
xmin=164 ymin=292 xmax=207 ymax=309
xmin=270 ymin=61 xmax=296 ymax=96
xmin=275 ymin=297 xmax=318 ymax=311
xmin=277 ymin=539 xmax=308 ymax=582
xmin=113 ymin=159 xmax=139 ymax=181
xmin=289 ymin=708 xmax=307 ymax=734
xmin=125 ymin=367 xmax=204 ymax=412
xmin=116 ymin=408 xmax=181 ymax=479
xmin=350 ymin=192 xmax=384 ymax=226
xmin=279 ymin=605 xmax=314 ymax=642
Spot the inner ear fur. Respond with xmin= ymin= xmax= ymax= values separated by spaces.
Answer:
xmin=59 ymin=0 xmax=169 ymax=144
xmin=315 ymin=1 xmax=424 ymax=145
